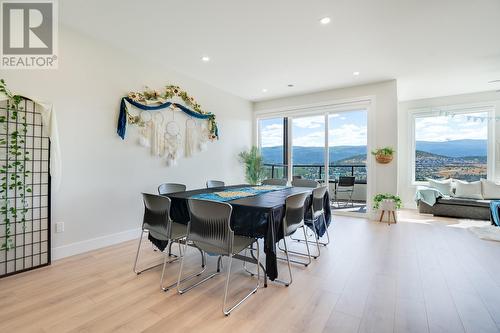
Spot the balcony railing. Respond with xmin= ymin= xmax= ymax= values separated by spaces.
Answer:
xmin=263 ymin=163 xmax=367 ymax=184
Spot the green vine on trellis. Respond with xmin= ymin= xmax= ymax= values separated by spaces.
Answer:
xmin=0 ymin=79 xmax=31 ymax=251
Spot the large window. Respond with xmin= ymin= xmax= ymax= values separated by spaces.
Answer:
xmin=259 ymin=117 xmax=287 ymax=179
xmin=292 ymin=115 xmax=325 ymax=180
xmin=328 ymin=110 xmax=367 ymax=183
xmin=413 ymin=110 xmax=490 ymax=182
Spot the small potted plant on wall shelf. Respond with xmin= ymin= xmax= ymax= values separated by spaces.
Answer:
xmin=372 ymin=147 xmax=395 ymax=164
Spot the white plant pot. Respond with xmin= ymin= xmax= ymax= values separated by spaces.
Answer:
xmin=380 ymin=199 xmax=396 ymax=211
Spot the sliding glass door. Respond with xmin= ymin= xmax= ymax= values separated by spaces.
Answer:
xmin=291 ymin=115 xmax=326 ymax=182
xmin=328 ymin=110 xmax=368 ymax=213
xmin=257 ymin=107 xmax=369 ymax=215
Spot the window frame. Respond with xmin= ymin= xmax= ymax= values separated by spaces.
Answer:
xmin=409 ymin=103 xmax=496 ymax=185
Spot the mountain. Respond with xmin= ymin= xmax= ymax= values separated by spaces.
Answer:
xmin=261 ymin=146 xmax=366 ymax=164
xmin=261 ymin=139 xmax=487 ymax=165
xmin=415 ymin=139 xmax=486 ymax=157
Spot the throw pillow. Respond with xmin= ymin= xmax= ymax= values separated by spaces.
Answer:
xmin=481 ymin=179 xmax=500 ymax=199
xmin=454 ymin=180 xmax=483 ymax=199
xmin=427 ymin=178 xmax=453 ymax=196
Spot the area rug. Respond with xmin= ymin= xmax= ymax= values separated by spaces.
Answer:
xmin=468 ymin=225 xmax=500 ymax=242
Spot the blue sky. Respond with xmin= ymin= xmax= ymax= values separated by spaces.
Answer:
xmin=260 ymin=110 xmax=488 ymax=148
xmin=260 ymin=110 xmax=367 ymax=147
xmin=415 ymin=112 xmax=487 ymax=142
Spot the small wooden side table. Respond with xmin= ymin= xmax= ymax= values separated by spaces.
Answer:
xmin=379 ymin=200 xmax=397 ymax=225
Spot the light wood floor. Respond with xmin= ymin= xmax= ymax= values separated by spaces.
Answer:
xmin=2 ymin=211 xmax=500 ymax=333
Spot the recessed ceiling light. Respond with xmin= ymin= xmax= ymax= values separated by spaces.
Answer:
xmin=320 ymin=17 xmax=331 ymax=25
xmin=201 ymin=56 xmax=210 ymax=62
xmin=288 ymin=84 xmax=294 ymax=87
xmin=353 ymin=71 xmax=360 ymax=76
xmin=262 ymin=88 xmax=268 ymax=93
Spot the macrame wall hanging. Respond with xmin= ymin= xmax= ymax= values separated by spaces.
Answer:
xmin=117 ymin=85 xmax=219 ymax=166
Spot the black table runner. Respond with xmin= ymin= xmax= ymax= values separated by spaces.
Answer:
xmin=158 ymin=185 xmax=332 ymax=281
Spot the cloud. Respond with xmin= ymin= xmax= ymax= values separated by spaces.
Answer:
xmin=415 ymin=114 xmax=487 ymax=141
xmin=329 ymin=124 xmax=367 ymax=146
xmin=292 ymin=116 xmax=325 ymax=129
xmin=291 ymin=124 xmax=367 ymax=147
xmin=260 ymin=123 xmax=284 ymax=147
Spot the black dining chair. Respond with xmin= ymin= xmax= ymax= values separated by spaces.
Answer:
xmin=291 ymin=178 xmax=319 ymax=188
xmin=291 ymin=185 xmax=329 ymax=252
xmin=133 ymin=194 xmax=204 ymax=292
xmin=158 ymin=183 xmax=186 ymax=195
xmin=262 ymin=178 xmax=288 ymax=186
xmin=206 ymin=180 xmax=225 ymax=188
xmin=276 ymin=191 xmax=311 ymax=286
xmin=177 ymin=199 xmax=260 ymax=316
xmin=334 ymin=176 xmax=355 ymax=207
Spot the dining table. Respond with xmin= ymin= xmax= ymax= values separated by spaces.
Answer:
xmin=154 ymin=185 xmax=332 ymax=286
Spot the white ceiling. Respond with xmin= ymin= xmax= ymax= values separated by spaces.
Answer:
xmin=61 ymin=0 xmax=500 ymax=101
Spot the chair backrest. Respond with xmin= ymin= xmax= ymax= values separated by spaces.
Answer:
xmin=142 ymin=193 xmax=172 ymax=241
xmin=158 ymin=183 xmax=187 ymax=195
xmin=291 ymin=178 xmax=319 ymax=188
xmin=312 ymin=185 xmax=328 ymax=214
xmin=262 ymin=178 xmax=287 ymax=186
xmin=283 ymin=192 xmax=309 ymax=236
xmin=338 ymin=176 xmax=355 ymax=187
xmin=206 ymin=180 xmax=225 ymax=188
xmin=187 ymin=199 xmax=233 ymax=255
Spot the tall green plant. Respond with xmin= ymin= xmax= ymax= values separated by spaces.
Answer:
xmin=0 ymin=79 xmax=31 ymax=251
xmin=238 ymin=146 xmax=264 ymax=185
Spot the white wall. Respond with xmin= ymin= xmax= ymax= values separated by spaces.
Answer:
xmin=398 ymin=91 xmax=500 ymax=208
xmin=253 ymin=80 xmax=399 ymax=212
xmin=0 ymin=27 xmax=253 ymax=258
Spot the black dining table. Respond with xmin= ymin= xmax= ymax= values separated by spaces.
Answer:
xmin=157 ymin=185 xmax=332 ymax=284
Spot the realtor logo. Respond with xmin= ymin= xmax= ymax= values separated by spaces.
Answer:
xmin=1 ymin=0 xmax=58 ymax=69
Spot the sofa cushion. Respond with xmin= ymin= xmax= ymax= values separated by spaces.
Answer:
xmin=481 ymin=179 xmax=500 ymax=200
xmin=454 ymin=180 xmax=483 ymax=199
xmin=427 ymin=178 xmax=453 ymax=196
xmin=436 ymin=197 xmax=491 ymax=208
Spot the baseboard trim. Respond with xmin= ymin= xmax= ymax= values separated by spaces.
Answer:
xmin=51 ymin=227 xmax=142 ymax=260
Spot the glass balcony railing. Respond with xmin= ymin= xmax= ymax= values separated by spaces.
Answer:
xmin=263 ymin=163 xmax=367 ymax=184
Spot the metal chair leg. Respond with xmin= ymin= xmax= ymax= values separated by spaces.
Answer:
xmin=177 ymin=244 xmax=219 ymax=295
xmin=289 ymin=219 xmax=321 ymax=258
xmin=279 ymin=223 xmax=317 ymax=261
xmin=133 ymin=230 xmax=165 ymax=274
xmin=291 ymin=213 xmax=330 ymax=247
xmin=275 ymin=237 xmax=293 ymax=287
xmin=223 ymin=242 xmax=260 ymax=316
xmin=160 ymin=241 xmax=206 ymax=291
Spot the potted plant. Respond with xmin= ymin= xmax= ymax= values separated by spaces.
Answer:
xmin=373 ymin=193 xmax=403 ymax=211
xmin=238 ymin=146 xmax=265 ymax=185
xmin=371 ymin=147 xmax=395 ymax=164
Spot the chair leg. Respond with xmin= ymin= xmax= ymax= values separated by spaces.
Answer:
xmin=275 ymin=237 xmax=293 ymax=287
xmin=133 ymin=230 xmax=165 ymax=274
xmin=289 ymin=220 xmax=321 ymax=258
xmin=177 ymin=245 xmax=219 ymax=295
xmin=160 ymin=241 xmax=206 ymax=292
xmin=223 ymin=242 xmax=261 ymax=316
xmin=277 ymin=233 xmax=312 ymax=266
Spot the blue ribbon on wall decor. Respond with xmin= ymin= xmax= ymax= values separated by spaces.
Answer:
xmin=117 ymin=97 xmax=218 ymax=139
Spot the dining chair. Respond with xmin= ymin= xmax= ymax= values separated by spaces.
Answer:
xmin=291 ymin=178 xmax=319 ymax=188
xmin=206 ymin=180 xmax=225 ymax=188
xmin=177 ymin=199 xmax=260 ymax=316
xmin=133 ymin=194 xmax=205 ymax=292
xmin=262 ymin=178 xmax=287 ymax=186
xmin=291 ymin=185 xmax=330 ymax=251
xmin=334 ymin=176 xmax=355 ymax=207
xmin=158 ymin=183 xmax=186 ymax=195
xmin=276 ymin=191 xmax=311 ymax=287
